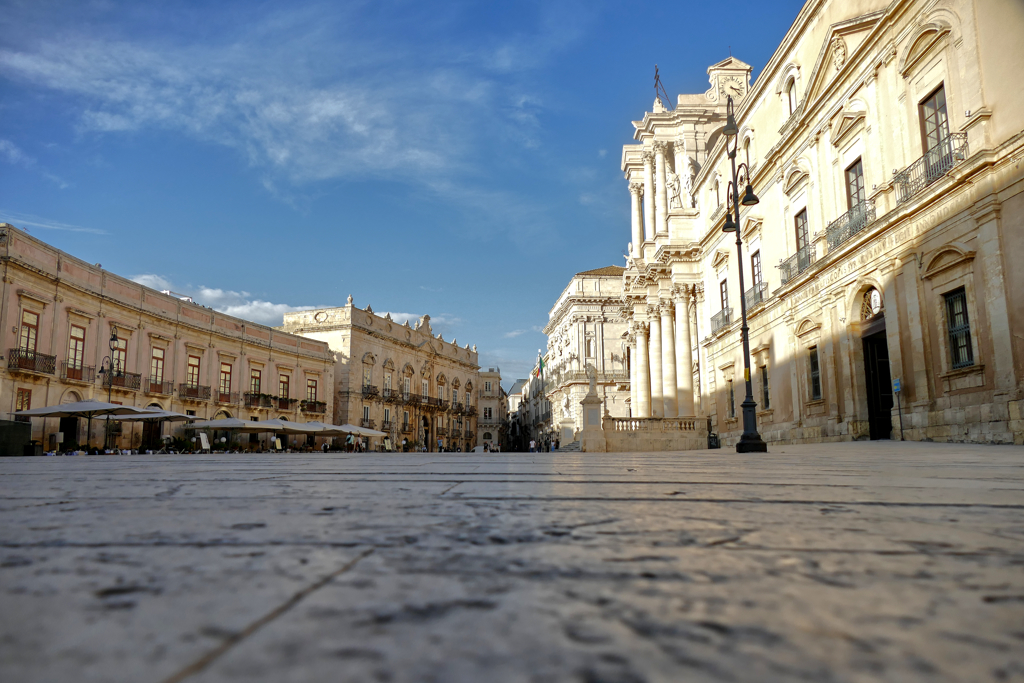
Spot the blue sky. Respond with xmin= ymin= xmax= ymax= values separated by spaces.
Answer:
xmin=0 ymin=0 xmax=805 ymax=386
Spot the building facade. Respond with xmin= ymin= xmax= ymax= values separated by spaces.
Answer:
xmin=279 ymin=305 xmax=480 ymax=452
xmin=618 ymin=0 xmax=1024 ymax=445
xmin=0 ymin=224 xmax=334 ymax=450
xmin=476 ymin=367 xmax=505 ymax=449
xmin=543 ymin=266 xmax=631 ymax=440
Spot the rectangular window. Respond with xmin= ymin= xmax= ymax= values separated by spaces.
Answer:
xmin=795 ymin=209 xmax=809 ymax=252
xmin=186 ymin=355 xmax=201 ymax=386
xmin=363 ymin=405 xmax=370 ymax=421
xmin=760 ymin=365 xmax=770 ymax=410
xmin=751 ymin=251 xmax=762 ymax=288
xmin=384 ymin=408 xmax=391 ymax=424
xmin=151 ymin=348 xmax=165 ymax=383
xmin=15 ymin=388 xmax=31 ymax=412
xmin=466 ymin=391 xmax=471 ymax=407
xmin=112 ymin=337 xmax=127 ymax=374
xmin=485 ymin=381 xmax=492 ymax=392
xmin=720 ymin=279 xmax=729 ymax=311
xmin=250 ymin=368 xmax=261 ymax=394
xmin=219 ymin=363 xmax=232 ymax=394
xmin=421 ymin=379 xmax=429 ymax=397
xmin=403 ymin=377 xmax=410 ymax=395
xmin=809 ymin=346 xmax=822 ymax=400
xmin=484 ymin=407 xmax=493 ymax=420
xmin=384 ymin=374 xmax=392 ymax=391
xmin=403 ymin=410 xmax=409 ymax=426
xmin=67 ymin=325 xmax=86 ymax=376
xmin=19 ymin=310 xmax=39 ymax=352
xmin=363 ymin=367 xmax=371 ymax=388
xmin=306 ymin=378 xmax=317 ymax=402
xmin=920 ymin=84 xmax=949 ymax=153
xmin=279 ymin=373 xmax=290 ymax=399
xmin=944 ymin=287 xmax=974 ymax=369
xmin=727 ymin=379 xmax=735 ymax=418
xmin=438 ymin=385 xmax=445 ymax=402
xmin=845 ymin=158 xmax=866 ymax=209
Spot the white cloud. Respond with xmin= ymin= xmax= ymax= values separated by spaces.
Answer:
xmin=130 ymin=274 xmax=316 ymax=325
xmin=0 ymin=140 xmax=68 ymax=188
xmin=0 ymin=210 xmax=104 ymax=234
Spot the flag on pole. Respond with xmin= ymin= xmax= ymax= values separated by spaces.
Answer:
xmin=534 ymin=356 xmax=545 ymax=378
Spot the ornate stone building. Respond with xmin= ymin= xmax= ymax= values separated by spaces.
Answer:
xmin=279 ymin=305 xmax=480 ymax=451
xmin=619 ymin=0 xmax=1024 ymax=445
xmin=543 ymin=266 xmax=631 ymax=441
xmin=0 ymin=224 xmax=334 ymax=450
xmin=476 ymin=367 xmax=505 ymax=450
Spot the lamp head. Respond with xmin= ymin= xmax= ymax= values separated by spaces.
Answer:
xmin=741 ymin=183 xmax=760 ymax=206
xmin=723 ymin=112 xmax=739 ymax=138
xmin=722 ymin=213 xmax=737 ymax=232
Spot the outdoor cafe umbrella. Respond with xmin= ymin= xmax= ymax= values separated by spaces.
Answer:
xmin=249 ymin=418 xmax=323 ymax=434
xmin=188 ymin=417 xmax=266 ymax=432
xmin=337 ymin=423 xmax=387 ymax=437
xmin=13 ymin=400 xmax=148 ymax=450
xmin=115 ymin=408 xmax=194 ymax=422
xmin=297 ymin=420 xmax=350 ymax=437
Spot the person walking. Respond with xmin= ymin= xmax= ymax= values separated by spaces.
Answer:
xmin=529 ymin=439 xmax=536 ymax=453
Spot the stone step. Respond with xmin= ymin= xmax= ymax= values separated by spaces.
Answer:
xmin=553 ymin=441 xmax=581 ymax=452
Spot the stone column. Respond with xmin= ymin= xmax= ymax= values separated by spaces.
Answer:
xmin=635 ymin=324 xmax=651 ymax=418
xmin=654 ymin=142 xmax=669 ymax=236
xmin=642 ymin=152 xmax=655 ymax=242
xmin=649 ymin=309 xmax=664 ymax=418
xmin=628 ymin=337 xmax=638 ymax=418
xmin=629 ymin=183 xmax=643 ymax=256
xmin=675 ymin=287 xmax=694 ymax=416
xmin=661 ymin=301 xmax=677 ymax=418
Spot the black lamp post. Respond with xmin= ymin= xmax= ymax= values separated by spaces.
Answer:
xmin=721 ymin=96 xmax=768 ymax=453
xmin=98 ymin=324 xmax=119 ymax=450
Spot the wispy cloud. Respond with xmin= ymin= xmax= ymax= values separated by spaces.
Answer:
xmin=0 ymin=210 xmax=105 ymax=234
xmin=0 ymin=139 xmax=68 ymax=188
xmin=503 ymin=325 xmax=544 ymax=339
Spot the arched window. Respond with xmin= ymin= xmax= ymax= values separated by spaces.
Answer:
xmin=483 ymin=432 xmax=493 ymax=440
xmin=743 ymin=138 xmax=751 ymax=167
xmin=714 ymin=178 xmax=721 ymax=207
xmin=785 ymin=78 xmax=797 ymax=115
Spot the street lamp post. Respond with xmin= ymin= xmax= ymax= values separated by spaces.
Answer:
xmin=721 ymin=96 xmax=768 ymax=453
xmin=98 ymin=325 xmax=119 ymax=451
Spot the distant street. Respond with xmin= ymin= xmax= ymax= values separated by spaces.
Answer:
xmin=2 ymin=443 xmax=1023 ymax=683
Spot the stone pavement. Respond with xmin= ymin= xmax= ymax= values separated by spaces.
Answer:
xmin=1 ymin=442 xmax=1023 ymax=683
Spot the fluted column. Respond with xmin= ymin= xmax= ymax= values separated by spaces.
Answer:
xmin=629 ymin=183 xmax=643 ymax=256
xmin=635 ymin=324 xmax=651 ymax=418
xmin=642 ymin=152 xmax=655 ymax=241
xmin=648 ymin=308 xmax=663 ymax=418
xmin=661 ymin=302 xmax=677 ymax=418
xmin=653 ymin=142 xmax=669 ymax=235
xmin=628 ymin=337 xmax=638 ymax=417
xmin=675 ymin=287 xmax=695 ymax=416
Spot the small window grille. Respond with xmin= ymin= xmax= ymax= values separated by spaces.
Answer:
xmin=944 ymin=288 xmax=974 ymax=369
xmin=809 ymin=347 xmax=822 ymax=400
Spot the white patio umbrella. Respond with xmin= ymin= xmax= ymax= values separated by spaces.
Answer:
xmin=338 ymin=423 xmax=387 ymax=437
xmin=189 ymin=417 xmax=267 ymax=432
xmin=299 ymin=421 xmax=350 ymax=437
xmin=115 ymin=409 xmax=194 ymax=422
xmin=249 ymin=418 xmax=322 ymax=434
xmin=14 ymin=400 xmax=148 ymax=450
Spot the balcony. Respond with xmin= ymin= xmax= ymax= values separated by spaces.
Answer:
xmin=436 ymin=427 xmax=448 ymax=436
xmin=301 ymin=400 xmax=327 ymax=414
xmin=826 ymin=199 xmax=876 ymax=252
xmin=361 ymin=385 xmax=379 ymax=400
xmin=380 ymin=420 xmax=393 ymax=432
xmin=452 ymin=402 xmax=464 ymax=414
xmin=779 ymin=246 xmax=816 ymax=285
xmin=215 ymin=390 xmax=238 ymax=405
xmin=8 ymin=349 xmax=56 ymax=375
xmin=243 ymin=392 xmax=273 ymax=409
xmin=465 ymin=405 xmax=478 ymax=417
xmin=401 ymin=422 xmax=413 ymax=433
xmin=106 ymin=371 xmax=142 ymax=392
xmin=179 ymin=383 xmax=211 ymax=401
xmin=382 ymin=388 xmax=399 ymax=403
xmin=277 ymin=397 xmax=297 ymax=411
xmin=894 ymin=133 xmax=968 ymax=205
xmin=465 ymin=430 xmax=474 ymax=441
xmin=60 ymin=362 xmax=96 ymax=384
xmin=360 ymin=418 xmax=376 ymax=429
xmin=711 ymin=308 xmax=732 ymax=335
xmin=146 ymin=377 xmax=173 ymax=395
xmin=744 ymin=282 xmax=767 ymax=311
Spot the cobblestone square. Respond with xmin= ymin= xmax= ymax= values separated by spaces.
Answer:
xmin=1 ymin=442 xmax=1023 ymax=682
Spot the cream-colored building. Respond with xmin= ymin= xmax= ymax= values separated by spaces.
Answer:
xmin=619 ymin=0 xmax=1024 ymax=445
xmin=476 ymin=367 xmax=505 ymax=449
xmin=543 ymin=266 xmax=631 ymax=440
xmin=0 ymin=224 xmax=334 ymax=451
xmin=279 ymin=305 xmax=480 ymax=451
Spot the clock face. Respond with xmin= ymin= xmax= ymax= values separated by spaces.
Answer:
xmin=718 ymin=74 xmax=745 ymax=98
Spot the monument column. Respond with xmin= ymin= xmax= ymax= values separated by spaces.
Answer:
xmin=642 ymin=152 xmax=655 ymax=241
xmin=661 ymin=301 xmax=678 ymax=418
xmin=635 ymin=324 xmax=651 ymax=418
xmin=629 ymin=183 xmax=643 ymax=256
xmin=654 ymin=142 xmax=669 ymax=235
xmin=628 ymin=336 xmax=638 ymax=418
xmin=675 ymin=287 xmax=695 ymax=416
xmin=649 ymin=307 xmax=664 ymax=418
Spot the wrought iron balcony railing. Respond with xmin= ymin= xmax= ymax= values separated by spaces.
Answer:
xmin=464 ymin=430 xmax=474 ymax=440
xmin=243 ymin=392 xmax=273 ymax=408
xmin=452 ymin=402 xmax=464 ymax=414
xmin=744 ymin=283 xmax=767 ymax=310
xmin=107 ymin=371 xmax=142 ymax=391
xmin=382 ymin=388 xmax=398 ymax=403
xmin=361 ymin=385 xmax=379 ymax=399
xmin=826 ymin=199 xmax=876 ymax=252
xmin=179 ymin=383 xmax=211 ymax=401
xmin=61 ymin=362 xmax=96 ymax=383
xmin=9 ymin=349 xmax=56 ymax=375
xmin=894 ymin=133 xmax=968 ymax=205
xmin=380 ymin=420 xmax=392 ymax=431
xmin=276 ymin=397 xmax=296 ymax=411
xmin=301 ymin=400 xmax=327 ymax=414
xmin=779 ymin=246 xmax=817 ymax=285
xmin=215 ymin=390 xmax=238 ymax=405
xmin=146 ymin=378 xmax=173 ymax=395
xmin=711 ymin=308 xmax=732 ymax=335
xmin=401 ymin=422 xmax=413 ymax=433
xmin=436 ymin=427 xmax=448 ymax=436
xmin=465 ymin=406 xmax=478 ymax=416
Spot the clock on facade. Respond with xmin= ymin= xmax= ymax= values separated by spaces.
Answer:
xmin=718 ymin=74 xmax=745 ymax=99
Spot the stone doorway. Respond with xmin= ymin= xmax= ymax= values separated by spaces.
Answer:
xmin=862 ymin=330 xmax=893 ymax=440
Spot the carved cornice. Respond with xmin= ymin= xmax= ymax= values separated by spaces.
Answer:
xmin=629 ymin=182 xmax=644 ymax=196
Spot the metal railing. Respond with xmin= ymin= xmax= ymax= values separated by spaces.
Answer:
xmin=216 ymin=391 xmax=238 ymax=405
xmin=8 ymin=349 xmax=56 ymax=375
xmin=382 ymin=388 xmax=399 ymax=402
xmin=380 ymin=420 xmax=393 ymax=431
xmin=301 ymin=400 xmax=327 ymax=414
xmin=464 ymin=430 xmax=474 ymax=440
xmin=361 ymin=385 xmax=379 ymax=399
xmin=452 ymin=402 xmax=464 ymax=414
xmin=711 ymin=308 xmax=732 ymax=334
xmin=179 ymin=383 xmax=211 ymax=401
xmin=147 ymin=378 xmax=173 ymax=395
xmin=465 ymin=406 xmax=478 ymax=416
xmin=401 ymin=422 xmax=413 ymax=433
xmin=276 ymin=397 xmax=296 ymax=411
xmin=826 ymin=199 xmax=876 ymax=251
xmin=894 ymin=134 xmax=968 ymax=205
xmin=436 ymin=427 xmax=448 ymax=436
xmin=779 ymin=246 xmax=816 ymax=285
xmin=744 ymin=282 xmax=767 ymax=310
xmin=243 ymin=393 xmax=273 ymax=408
xmin=108 ymin=371 xmax=142 ymax=391
xmin=61 ymin=362 xmax=96 ymax=383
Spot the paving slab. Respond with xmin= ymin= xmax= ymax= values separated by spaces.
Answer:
xmin=1 ymin=442 xmax=1023 ymax=682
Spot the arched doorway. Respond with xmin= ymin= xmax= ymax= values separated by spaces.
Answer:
xmin=141 ymin=402 xmax=164 ymax=451
xmin=59 ymin=390 xmax=82 ymax=449
xmin=859 ymin=288 xmax=893 ymax=440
